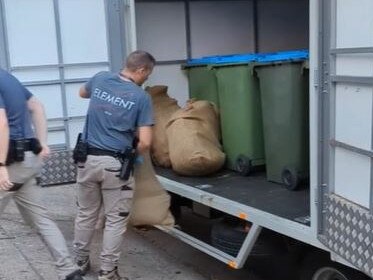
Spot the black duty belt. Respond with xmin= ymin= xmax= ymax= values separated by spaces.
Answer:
xmin=87 ymin=147 xmax=120 ymax=158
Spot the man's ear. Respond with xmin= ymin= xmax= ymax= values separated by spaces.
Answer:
xmin=138 ymin=67 xmax=147 ymax=74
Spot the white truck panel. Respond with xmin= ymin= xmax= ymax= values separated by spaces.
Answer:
xmin=1 ymin=0 xmax=114 ymax=150
xmin=335 ymin=84 xmax=372 ymax=150
xmin=4 ymin=0 xmax=58 ymax=67
xmin=11 ymin=68 xmax=60 ymax=83
xmin=336 ymin=0 xmax=373 ymax=48
xmin=64 ymin=65 xmax=109 ymax=80
xmin=45 ymin=120 xmax=66 ymax=147
xmin=48 ymin=131 xmax=66 ymax=146
xmin=65 ymin=83 xmax=89 ymax=117
xmin=331 ymin=0 xmax=373 ymax=207
xmin=336 ymin=54 xmax=373 ymax=77
xmin=27 ymin=85 xmax=64 ymax=119
xmin=58 ymin=0 xmax=108 ymax=64
xmin=335 ymin=148 xmax=371 ymax=208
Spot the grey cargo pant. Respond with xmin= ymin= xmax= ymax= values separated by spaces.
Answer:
xmin=73 ymin=155 xmax=134 ymax=271
xmin=0 ymin=152 xmax=78 ymax=280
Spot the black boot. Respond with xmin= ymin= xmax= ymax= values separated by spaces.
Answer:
xmin=65 ymin=269 xmax=84 ymax=280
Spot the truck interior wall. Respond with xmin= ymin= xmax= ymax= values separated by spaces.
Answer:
xmin=136 ymin=0 xmax=309 ymax=106
xmin=145 ymin=64 xmax=190 ymax=106
xmin=188 ymin=1 xmax=255 ymax=57
xmin=257 ymin=0 xmax=309 ymax=52
xmin=136 ymin=1 xmax=189 ymax=105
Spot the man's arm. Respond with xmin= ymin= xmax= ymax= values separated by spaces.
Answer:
xmin=0 ymin=108 xmax=13 ymax=190
xmin=0 ymin=109 xmax=9 ymax=164
xmin=27 ymin=96 xmax=50 ymax=159
xmin=137 ymin=126 xmax=152 ymax=155
xmin=136 ymin=92 xmax=154 ymax=155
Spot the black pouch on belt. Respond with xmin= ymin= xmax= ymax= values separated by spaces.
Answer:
xmin=6 ymin=140 xmax=16 ymax=165
xmin=30 ymin=138 xmax=42 ymax=155
xmin=6 ymin=139 xmax=25 ymax=163
xmin=118 ymin=146 xmax=136 ymax=180
xmin=14 ymin=140 xmax=25 ymax=162
xmin=72 ymin=133 xmax=88 ymax=163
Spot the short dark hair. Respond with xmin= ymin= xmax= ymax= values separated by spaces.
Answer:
xmin=125 ymin=50 xmax=156 ymax=71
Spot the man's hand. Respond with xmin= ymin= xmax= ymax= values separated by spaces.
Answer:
xmin=0 ymin=167 xmax=13 ymax=191
xmin=38 ymin=145 xmax=50 ymax=161
xmin=79 ymin=85 xmax=90 ymax=98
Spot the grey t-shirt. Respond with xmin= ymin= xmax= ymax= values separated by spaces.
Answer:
xmin=0 ymin=68 xmax=34 ymax=140
xmin=83 ymin=71 xmax=154 ymax=151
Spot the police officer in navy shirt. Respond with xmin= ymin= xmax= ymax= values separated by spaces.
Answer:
xmin=73 ymin=50 xmax=155 ymax=280
xmin=0 ymin=69 xmax=83 ymax=280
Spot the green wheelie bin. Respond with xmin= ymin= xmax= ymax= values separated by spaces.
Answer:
xmin=214 ymin=55 xmax=265 ymax=175
xmin=255 ymin=50 xmax=309 ymax=190
xmin=183 ymin=58 xmax=220 ymax=107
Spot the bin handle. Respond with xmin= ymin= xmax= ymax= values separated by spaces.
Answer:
xmin=251 ymin=65 xmax=259 ymax=77
xmin=301 ymin=60 xmax=309 ymax=75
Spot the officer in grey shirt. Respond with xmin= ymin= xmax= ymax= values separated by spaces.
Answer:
xmin=0 ymin=68 xmax=83 ymax=280
xmin=73 ymin=50 xmax=155 ymax=280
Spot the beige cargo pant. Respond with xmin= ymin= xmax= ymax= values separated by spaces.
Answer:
xmin=73 ymin=155 xmax=134 ymax=272
xmin=0 ymin=152 xmax=78 ymax=280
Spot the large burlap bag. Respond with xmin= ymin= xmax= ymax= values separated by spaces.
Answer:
xmin=130 ymin=152 xmax=175 ymax=229
xmin=146 ymin=85 xmax=180 ymax=167
xmin=166 ymin=100 xmax=225 ymax=176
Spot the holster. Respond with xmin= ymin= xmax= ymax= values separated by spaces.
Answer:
xmin=118 ymin=146 xmax=137 ymax=180
xmin=72 ymin=133 xmax=88 ymax=163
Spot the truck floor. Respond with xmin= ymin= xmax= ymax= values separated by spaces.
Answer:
xmin=155 ymin=167 xmax=310 ymax=225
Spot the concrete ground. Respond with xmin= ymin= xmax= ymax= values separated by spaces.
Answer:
xmin=0 ymin=184 xmax=267 ymax=280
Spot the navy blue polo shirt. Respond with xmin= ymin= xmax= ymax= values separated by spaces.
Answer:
xmin=0 ymin=68 xmax=34 ymax=139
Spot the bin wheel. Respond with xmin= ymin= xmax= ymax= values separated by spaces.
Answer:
xmin=235 ymin=155 xmax=252 ymax=176
xmin=300 ymin=250 xmax=370 ymax=280
xmin=281 ymin=168 xmax=300 ymax=191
